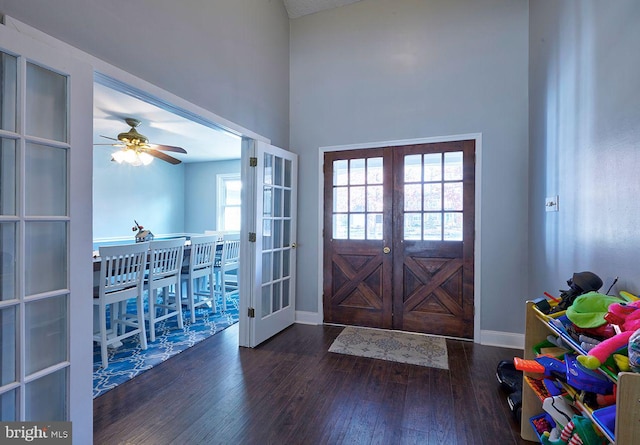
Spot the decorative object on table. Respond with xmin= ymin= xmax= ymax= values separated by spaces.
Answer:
xmin=94 ymin=117 xmax=188 ymax=166
xmin=328 ymin=325 xmax=448 ymax=369
xmin=132 ymin=219 xmax=154 ymax=242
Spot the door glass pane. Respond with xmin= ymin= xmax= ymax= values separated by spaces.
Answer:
xmin=424 ymin=184 xmax=442 ymax=211
xmin=444 ymin=151 xmax=463 ymax=180
xmin=274 ymin=156 xmax=283 ymax=186
xmin=444 ymin=213 xmax=463 ymax=241
xmin=272 ymin=281 xmax=281 ymax=312
xmin=404 ymin=213 xmax=421 ymax=240
xmin=261 ymin=285 xmax=271 ymax=317
xmin=262 ymin=187 xmax=272 ymax=216
xmin=404 ymin=184 xmax=422 ymax=211
xmin=262 ymin=219 xmax=272 ymax=250
xmin=424 ymin=213 xmax=442 ymax=240
xmin=0 ymin=389 xmax=17 ymax=420
xmin=25 ymin=222 xmax=67 ymax=296
xmin=283 ymin=189 xmax=291 ymax=217
xmin=366 ymin=186 xmax=383 ymax=212
xmin=273 ymin=220 xmax=282 ymax=249
xmin=272 ymin=251 xmax=281 ymax=280
xmin=25 ymin=295 xmax=67 ymax=375
xmin=333 ymin=160 xmax=348 ymax=186
xmin=444 ymin=182 xmax=463 ymax=211
xmin=349 ymin=214 xmax=365 ymax=240
xmin=404 ymin=154 xmax=421 ymax=182
xmin=282 ymin=250 xmax=290 ymax=276
xmin=273 ymin=188 xmax=282 ymax=217
xmin=333 ymin=214 xmax=348 ymax=239
xmin=283 ymin=220 xmax=290 ymax=247
xmin=25 ymin=143 xmax=68 ymax=216
xmin=0 ymin=138 xmax=16 ymax=215
xmin=349 ymin=186 xmax=365 ymax=212
xmin=0 ymin=223 xmax=16 ymax=301
xmin=366 ymin=214 xmax=383 ymax=240
xmin=284 ymin=159 xmax=292 ymax=187
xmin=350 ymin=159 xmax=365 ymax=185
xmin=0 ymin=52 xmax=18 ymax=132
xmin=367 ymin=157 xmax=383 ymax=184
xmin=334 ymin=187 xmax=348 ymax=212
xmin=25 ymin=368 xmax=67 ymax=421
xmin=26 ymin=63 xmax=67 ymax=143
xmin=263 ymin=153 xmax=273 ymax=185
xmin=282 ymin=279 xmax=290 ymax=308
xmin=0 ymin=306 xmax=17 ymax=385
xmin=424 ymin=153 xmax=442 ymax=181
xmin=261 ymin=252 xmax=271 ymax=284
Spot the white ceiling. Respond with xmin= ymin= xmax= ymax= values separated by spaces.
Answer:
xmin=283 ymin=0 xmax=363 ymax=19
xmin=93 ymin=82 xmax=242 ymax=164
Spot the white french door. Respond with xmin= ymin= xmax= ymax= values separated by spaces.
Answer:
xmin=244 ymin=141 xmax=297 ymax=347
xmin=0 ymin=20 xmax=93 ymax=442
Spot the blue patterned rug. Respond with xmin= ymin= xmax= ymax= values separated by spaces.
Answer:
xmin=93 ymin=294 xmax=239 ymax=398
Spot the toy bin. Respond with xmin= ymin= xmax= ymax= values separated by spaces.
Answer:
xmin=592 ymin=405 xmax=616 ymax=441
xmin=529 ymin=413 xmax=556 ymax=441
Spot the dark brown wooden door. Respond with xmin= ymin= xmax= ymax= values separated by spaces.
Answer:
xmin=323 ymin=140 xmax=475 ymax=338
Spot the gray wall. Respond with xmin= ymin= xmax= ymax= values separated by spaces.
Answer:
xmin=184 ymin=159 xmax=241 ymax=233
xmin=0 ymin=0 xmax=291 ymax=148
xmin=290 ymin=0 xmax=530 ymax=334
xmin=529 ymin=2 xmax=640 ymax=301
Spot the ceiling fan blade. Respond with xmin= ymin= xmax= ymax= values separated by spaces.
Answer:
xmin=100 ymin=135 xmax=119 ymax=141
xmin=147 ymin=149 xmax=182 ymax=165
xmin=149 ymin=144 xmax=187 ymax=154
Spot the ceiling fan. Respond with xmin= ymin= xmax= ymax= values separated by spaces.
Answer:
xmin=95 ymin=117 xmax=187 ymax=165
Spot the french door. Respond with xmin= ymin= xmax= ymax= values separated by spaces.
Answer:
xmin=323 ymin=140 xmax=475 ymax=338
xmin=0 ymin=20 xmax=93 ymax=440
xmin=245 ymin=141 xmax=298 ymax=347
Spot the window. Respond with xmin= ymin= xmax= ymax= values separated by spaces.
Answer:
xmin=217 ymin=173 xmax=241 ymax=231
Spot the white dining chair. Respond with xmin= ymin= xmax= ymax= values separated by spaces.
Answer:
xmin=215 ymin=232 xmax=240 ymax=312
xmin=93 ymin=242 xmax=149 ymax=369
xmin=145 ymin=238 xmax=185 ymax=342
xmin=182 ymin=235 xmax=218 ymax=323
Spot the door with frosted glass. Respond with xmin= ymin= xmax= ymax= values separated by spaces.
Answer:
xmin=0 ymin=24 xmax=93 ymax=431
xmin=250 ymin=141 xmax=297 ymax=347
xmin=323 ymin=141 xmax=475 ymax=338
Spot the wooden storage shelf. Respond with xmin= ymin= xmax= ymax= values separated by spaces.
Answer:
xmin=521 ymin=301 xmax=640 ymax=444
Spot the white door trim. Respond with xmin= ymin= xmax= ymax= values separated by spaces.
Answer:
xmin=318 ymin=133 xmax=483 ymax=342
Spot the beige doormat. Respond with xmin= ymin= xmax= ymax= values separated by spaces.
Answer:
xmin=329 ymin=326 xmax=449 ymax=369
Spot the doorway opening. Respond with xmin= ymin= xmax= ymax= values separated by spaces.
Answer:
xmin=322 ymin=139 xmax=476 ymax=339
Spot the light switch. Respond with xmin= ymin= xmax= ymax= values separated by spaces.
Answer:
xmin=545 ymin=195 xmax=559 ymax=212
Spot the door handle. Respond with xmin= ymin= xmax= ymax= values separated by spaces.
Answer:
xmin=291 ymin=243 xmax=297 ymax=249
xmin=383 ymin=246 xmax=390 ymax=254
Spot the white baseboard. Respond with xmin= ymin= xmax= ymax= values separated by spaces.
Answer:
xmin=295 ymin=311 xmax=323 ymax=325
xmin=480 ymin=330 xmax=524 ymax=350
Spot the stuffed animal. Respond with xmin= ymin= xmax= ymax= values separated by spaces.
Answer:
xmin=577 ymin=300 xmax=640 ymax=369
xmin=541 ymin=415 xmax=607 ymax=445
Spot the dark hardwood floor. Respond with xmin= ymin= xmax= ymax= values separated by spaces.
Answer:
xmin=94 ymin=323 xmax=535 ymax=445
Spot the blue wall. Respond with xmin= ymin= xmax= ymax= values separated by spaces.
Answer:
xmin=93 ymin=146 xmax=240 ymax=240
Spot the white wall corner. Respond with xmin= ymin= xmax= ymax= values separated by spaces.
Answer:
xmin=480 ymin=330 xmax=524 ymax=350
xmin=295 ymin=310 xmax=323 ymax=325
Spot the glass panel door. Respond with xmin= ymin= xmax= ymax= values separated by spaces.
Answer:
xmin=250 ymin=141 xmax=297 ymax=347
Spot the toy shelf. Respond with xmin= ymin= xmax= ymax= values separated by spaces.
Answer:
xmin=521 ymin=301 xmax=640 ymax=444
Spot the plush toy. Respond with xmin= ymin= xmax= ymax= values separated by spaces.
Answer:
xmin=541 ymin=415 xmax=607 ymax=445
xmin=577 ymin=299 xmax=640 ymax=369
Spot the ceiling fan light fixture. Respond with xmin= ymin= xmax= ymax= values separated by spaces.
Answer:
xmin=111 ymin=147 xmax=153 ymax=166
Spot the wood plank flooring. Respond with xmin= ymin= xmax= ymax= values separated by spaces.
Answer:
xmin=94 ymin=323 xmax=535 ymax=444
